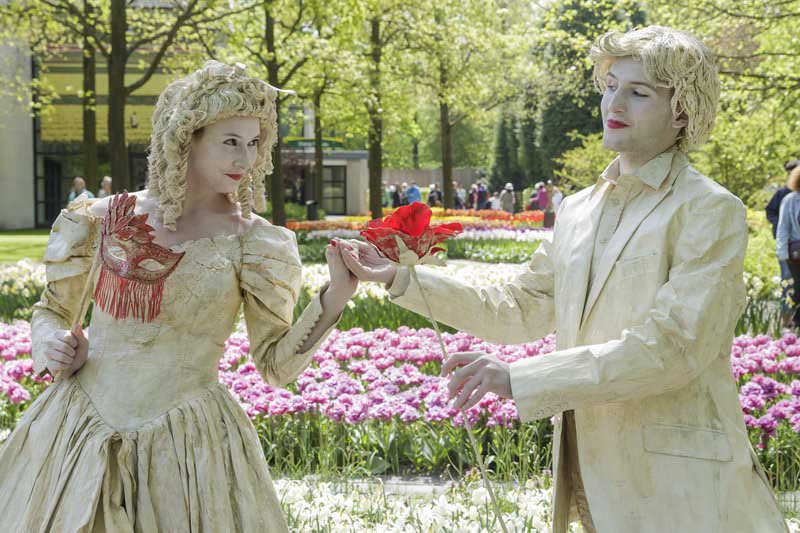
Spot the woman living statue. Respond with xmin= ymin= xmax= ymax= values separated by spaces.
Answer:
xmin=0 ymin=61 xmax=357 ymax=531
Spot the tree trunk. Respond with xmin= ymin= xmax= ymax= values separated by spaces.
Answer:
xmin=438 ymin=64 xmax=453 ymax=209
xmin=82 ymin=0 xmax=97 ymax=193
xmin=264 ymin=5 xmax=285 ymax=226
xmin=108 ymin=0 xmax=129 ymax=191
xmin=412 ymin=113 xmax=420 ymax=169
xmin=367 ymin=18 xmax=383 ymax=220
xmin=313 ymin=90 xmax=323 ymax=207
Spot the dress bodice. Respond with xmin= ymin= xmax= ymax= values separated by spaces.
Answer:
xmin=79 ymin=234 xmax=246 ymax=430
xmin=29 ymin=196 xmax=335 ymax=431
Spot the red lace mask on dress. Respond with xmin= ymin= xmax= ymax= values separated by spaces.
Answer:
xmin=93 ymin=192 xmax=185 ymax=322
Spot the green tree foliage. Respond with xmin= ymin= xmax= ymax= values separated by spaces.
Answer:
xmin=554 ymin=131 xmax=611 ymax=192
xmin=519 ymin=91 xmax=542 ymax=185
xmin=0 ymin=1 xmax=71 ymax=117
xmin=533 ymin=0 xmax=645 ymax=181
xmin=381 ymin=106 xmax=494 ymax=170
xmin=2 ymin=1 xmax=242 ymax=192
xmin=490 ymin=111 xmax=524 ymax=192
xmin=401 ymin=0 xmax=532 ymax=207
xmin=645 ymin=0 xmax=800 ymax=206
xmin=539 ymin=93 xmax=600 ymax=181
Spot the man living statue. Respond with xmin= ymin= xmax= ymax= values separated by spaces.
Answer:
xmin=339 ymin=26 xmax=788 ymax=532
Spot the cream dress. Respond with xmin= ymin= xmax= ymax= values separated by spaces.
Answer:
xmin=0 ymin=199 xmax=335 ymax=532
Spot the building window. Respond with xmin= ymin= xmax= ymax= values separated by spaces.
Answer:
xmin=322 ymin=165 xmax=346 ymax=215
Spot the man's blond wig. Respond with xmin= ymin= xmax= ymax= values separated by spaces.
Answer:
xmin=147 ymin=61 xmax=278 ymax=230
xmin=590 ymin=26 xmax=720 ymax=152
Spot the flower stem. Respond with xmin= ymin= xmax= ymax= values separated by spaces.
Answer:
xmin=408 ymin=265 xmax=509 ymax=533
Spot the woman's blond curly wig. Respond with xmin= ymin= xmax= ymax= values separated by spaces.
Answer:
xmin=590 ymin=26 xmax=720 ymax=152
xmin=147 ymin=60 xmax=278 ymax=230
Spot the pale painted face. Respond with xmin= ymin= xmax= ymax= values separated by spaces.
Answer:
xmin=600 ymin=57 xmax=687 ymax=159
xmin=186 ymin=116 xmax=260 ymax=196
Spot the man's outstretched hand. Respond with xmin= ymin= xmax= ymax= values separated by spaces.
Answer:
xmin=442 ymin=351 xmax=513 ymax=410
xmin=337 ymin=239 xmax=513 ymax=409
xmin=337 ymin=239 xmax=398 ymax=286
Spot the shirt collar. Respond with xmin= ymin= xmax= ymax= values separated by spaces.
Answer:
xmin=600 ymin=148 xmax=677 ymax=190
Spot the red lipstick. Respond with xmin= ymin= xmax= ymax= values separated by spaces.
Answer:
xmin=607 ymin=119 xmax=629 ymax=129
xmin=225 ymin=173 xmax=243 ymax=181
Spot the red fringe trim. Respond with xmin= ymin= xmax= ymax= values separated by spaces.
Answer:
xmin=93 ymin=267 xmax=165 ymax=322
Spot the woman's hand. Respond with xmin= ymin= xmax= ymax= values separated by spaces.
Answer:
xmin=45 ymin=326 xmax=88 ymax=379
xmin=336 ymin=239 xmax=398 ymax=286
xmin=324 ymin=241 xmax=358 ymax=309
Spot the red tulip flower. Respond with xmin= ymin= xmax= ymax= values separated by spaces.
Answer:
xmin=360 ymin=202 xmax=463 ymax=265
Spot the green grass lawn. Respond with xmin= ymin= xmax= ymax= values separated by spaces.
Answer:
xmin=0 ymin=230 xmax=49 ymax=264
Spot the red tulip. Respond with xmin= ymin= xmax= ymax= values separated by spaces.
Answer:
xmin=360 ymin=202 xmax=463 ymax=264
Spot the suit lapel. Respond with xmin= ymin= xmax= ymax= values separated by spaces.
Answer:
xmin=561 ymin=184 xmax=606 ymax=343
xmin=580 ymin=156 xmax=689 ymax=328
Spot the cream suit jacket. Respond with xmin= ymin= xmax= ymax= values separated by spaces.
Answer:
xmin=389 ymin=151 xmax=788 ymax=532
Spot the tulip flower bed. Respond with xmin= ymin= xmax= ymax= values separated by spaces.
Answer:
xmin=287 ymin=212 xmax=545 ymax=233
xmin=5 ymin=318 xmax=800 ymax=492
xmin=301 ymin=227 xmax=552 ymax=243
xmin=0 ymin=320 xmax=552 ymax=479
xmin=0 ymin=261 xmax=529 ymax=328
xmin=0 ymin=258 xmax=788 ymax=337
xmin=297 ymin=236 xmax=545 ymax=265
xmin=379 ymin=207 xmax=546 ymax=224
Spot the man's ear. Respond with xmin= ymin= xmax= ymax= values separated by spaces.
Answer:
xmin=672 ymin=103 xmax=688 ymax=129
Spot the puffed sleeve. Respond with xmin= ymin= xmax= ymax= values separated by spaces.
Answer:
xmin=31 ymin=196 xmax=100 ymax=375
xmin=240 ymin=223 xmax=338 ymax=387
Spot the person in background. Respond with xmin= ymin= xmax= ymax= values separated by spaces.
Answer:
xmin=767 ymin=160 xmax=800 ymax=237
xmin=488 ymin=191 xmax=501 ymax=210
xmin=527 ymin=181 xmax=546 ymax=211
xmin=767 ymin=160 xmax=800 ymax=329
xmin=536 ymin=181 xmax=549 ymax=211
xmin=548 ymin=180 xmax=564 ymax=213
xmin=466 ymin=184 xmax=477 ymax=209
xmin=436 ymin=183 xmax=444 ymax=205
xmin=400 ymin=182 xmax=409 ymax=205
xmin=390 ymin=183 xmax=402 ymax=208
xmin=97 ymin=176 xmax=113 ymax=199
xmin=542 ymin=180 xmax=563 ymax=228
xmin=427 ymin=184 xmax=437 ymax=207
xmin=477 ymin=182 xmax=489 ymax=210
xmin=499 ymin=182 xmax=515 ymax=213
xmin=405 ymin=181 xmax=421 ymax=204
xmin=776 ymin=166 xmax=800 ymax=329
xmin=427 ymin=183 xmax=443 ymax=207
xmin=382 ymin=180 xmax=392 ymax=208
xmin=67 ymin=176 xmax=94 ymax=203
xmin=454 ymin=181 xmax=466 ymax=209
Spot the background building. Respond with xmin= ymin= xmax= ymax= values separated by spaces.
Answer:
xmin=0 ymin=46 xmax=369 ymax=229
